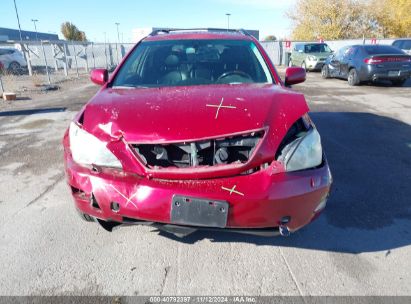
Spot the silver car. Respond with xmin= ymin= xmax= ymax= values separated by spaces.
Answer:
xmin=0 ymin=48 xmax=27 ymax=74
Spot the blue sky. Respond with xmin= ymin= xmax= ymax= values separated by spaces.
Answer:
xmin=1 ymin=0 xmax=295 ymax=42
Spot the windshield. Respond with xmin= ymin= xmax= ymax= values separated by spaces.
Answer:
xmin=112 ymin=39 xmax=274 ymax=88
xmin=304 ymin=44 xmax=332 ymax=53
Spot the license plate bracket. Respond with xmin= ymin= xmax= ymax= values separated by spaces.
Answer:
xmin=388 ymin=70 xmax=399 ymax=77
xmin=171 ymin=195 xmax=229 ymax=228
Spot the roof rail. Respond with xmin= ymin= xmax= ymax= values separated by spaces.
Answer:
xmin=149 ymin=28 xmax=252 ymax=37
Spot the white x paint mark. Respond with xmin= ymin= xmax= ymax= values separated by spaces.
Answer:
xmin=108 ymin=184 xmax=138 ymax=209
xmin=221 ymin=185 xmax=244 ymax=196
xmin=206 ymin=97 xmax=237 ymax=119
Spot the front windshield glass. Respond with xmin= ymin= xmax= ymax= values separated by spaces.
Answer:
xmin=112 ymin=39 xmax=274 ymax=88
xmin=304 ymin=43 xmax=332 ymax=53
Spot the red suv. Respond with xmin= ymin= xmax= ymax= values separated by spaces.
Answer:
xmin=63 ymin=29 xmax=332 ymax=237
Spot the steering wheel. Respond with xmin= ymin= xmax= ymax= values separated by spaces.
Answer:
xmin=217 ymin=70 xmax=252 ymax=81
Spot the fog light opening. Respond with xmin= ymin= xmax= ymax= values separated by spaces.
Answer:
xmin=71 ymin=186 xmax=88 ymax=200
xmin=111 ymin=201 xmax=120 ymax=212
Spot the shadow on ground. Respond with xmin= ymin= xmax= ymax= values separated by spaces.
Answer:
xmin=0 ymin=107 xmax=66 ymax=117
xmin=155 ymin=112 xmax=411 ymax=253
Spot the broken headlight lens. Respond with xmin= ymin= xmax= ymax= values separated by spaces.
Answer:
xmin=69 ymin=122 xmax=122 ymax=169
xmin=279 ymin=127 xmax=322 ymax=172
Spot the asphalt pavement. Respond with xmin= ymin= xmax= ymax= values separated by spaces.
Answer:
xmin=0 ymin=71 xmax=410 ymax=296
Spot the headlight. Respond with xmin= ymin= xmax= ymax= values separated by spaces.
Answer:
xmin=69 ymin=122 xmax=122 ymax=168
xmin=279 ymin=127 xmax=323 ymax=172
xmin=307 ymin=55 xmax=317 ymax=61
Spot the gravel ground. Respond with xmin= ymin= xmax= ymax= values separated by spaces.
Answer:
xmin=0 ymin=70 xmax=90 ymax=103
xmin=0 ymin=68 xmax=410 ymax=296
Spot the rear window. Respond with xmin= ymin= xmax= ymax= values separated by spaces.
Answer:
xmin=364 ymin=45 xmax=405 ymax=55
xmin=112 ymin=39 xmax=274 ymax=88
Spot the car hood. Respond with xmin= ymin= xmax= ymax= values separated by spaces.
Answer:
xmin=82 ymin=83 xmax=308 ymax=143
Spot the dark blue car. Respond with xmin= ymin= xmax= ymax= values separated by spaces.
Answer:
xmin=321 ymin=44 xmax=411 ymax=86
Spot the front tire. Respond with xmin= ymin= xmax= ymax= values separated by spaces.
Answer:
xmin=321 ymin=65 xmax=330 ymax=79
xmin=348 ymin=68 xmax=360 ymax=86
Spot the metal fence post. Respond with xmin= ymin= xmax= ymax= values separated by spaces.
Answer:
xmin=51 ymin=43 xmax=59 ymax=72
xmin=63 ymin=42 xmax=68 ymax=77
xmin=84 ymin=45 xmax=89 ymax=73
xmin=23 ymin=43 xmax=33 ymax=76
xmin=72 ymin=42 xmax=79 ymax=78
xmin=108 ymin=44 xmax=114 ymax=68
xmin=279 ymin=41 xmax=283 ymax=65
xmin=40 ymin=40 xmax=51 ymax=85
xmin=116 ymin=41 xmax=119 ymax=65
xmin=104 ymin=41 xmax=108 ymax=69
xmin=91 ymin=42 xmax=96 ymax=69
xmin=0 ymin=75 xmax=4 ymax=94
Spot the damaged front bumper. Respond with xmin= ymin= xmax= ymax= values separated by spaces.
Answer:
xmin=64 ymin=147 xmax=332 ymax=236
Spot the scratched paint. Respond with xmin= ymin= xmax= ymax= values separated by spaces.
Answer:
xmin=206 ymin=97 xmax=237 ymax=119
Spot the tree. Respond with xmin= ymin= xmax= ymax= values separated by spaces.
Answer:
xmin=264 ymin=35 xmax=277 ymax=41
xmin=61 ymin=22 xmax=87 ymax=41
xmin=370 ymin=0 xmax=411 ymax=37
xmin=286 ymin=0 xmax=378 ymax=40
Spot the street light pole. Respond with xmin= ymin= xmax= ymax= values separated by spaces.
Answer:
xmin=31 ymin=19 xmax=39 ymax=41
xmin=13 ymin=0 xmax=34 ymax=76
xmin=226 ymin=13 xmax=231 ymax=30
xmin=115 ymin=22 xmax=120 ymax=64
xmin=13 ymin=0 xmax=23 ymax=41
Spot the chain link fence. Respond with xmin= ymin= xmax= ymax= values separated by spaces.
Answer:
xmin=0 ymin=37 xmax=398 ymax=95
xmin=0 ymin=40 xmax=134 ymax=94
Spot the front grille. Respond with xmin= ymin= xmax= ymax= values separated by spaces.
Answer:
xmin=132 ymin=131 xmax=264 ymax=169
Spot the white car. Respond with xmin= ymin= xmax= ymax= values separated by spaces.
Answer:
xmin=0 ymin=48 xmax=27 ymax=74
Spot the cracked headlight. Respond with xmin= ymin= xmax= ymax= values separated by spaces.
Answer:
xmin=69 ymin=122 xmax=122 ymax=168
xmin=279 ymin=127 xmax=323 ymax=172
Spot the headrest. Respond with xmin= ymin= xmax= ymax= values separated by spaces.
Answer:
xmin=165 ymin=54 xmax=179 ymax=67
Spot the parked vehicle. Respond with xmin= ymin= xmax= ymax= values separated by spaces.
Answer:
xmin=0 ymin=48 xmax=27 ymax=74
xmin=63 ymin=29 xmax=332 ymax=237
xmin=321 ymin=44 xmax=411 ymax=86
xmin=392 ymin=39 xmax=411 ymax=55
xmin=289 ymin=43 xmax=333 ymax=71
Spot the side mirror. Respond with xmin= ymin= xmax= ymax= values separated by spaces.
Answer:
xmin=284 ymin=67 xmax=306 ymax=86
xmin=90 ymin=69 xmax=108 ymax=86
